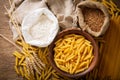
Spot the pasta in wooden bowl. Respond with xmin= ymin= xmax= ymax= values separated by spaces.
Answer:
xmin=49 ymin=28 xmax=98 ymax=78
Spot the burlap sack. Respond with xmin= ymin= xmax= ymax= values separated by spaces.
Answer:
xmin=77 ymin=1 xmax=110 ymax=37
xmin=9 ymin=0 xmax=48 ymax=40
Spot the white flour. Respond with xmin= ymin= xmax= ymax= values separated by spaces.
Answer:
xmin=22 ymin=8 xmax=59 ymax=47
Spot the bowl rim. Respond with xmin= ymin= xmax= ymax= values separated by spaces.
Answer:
xmin=48 ymin=28 xmax=98 ymax=78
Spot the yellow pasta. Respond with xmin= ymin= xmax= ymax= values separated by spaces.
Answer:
xmin=14 ymin=66 xmax=19 ymax=74
xmin=36 ymin=72 xmax=39 ymax=80
xmin=66 ymin=54 xmax=76 ymax=62
xmin=55 ymin=52 xmax=62 ymax=58
xmin=21 ymin=63 xmax=26 ymax=66
xmin=72 ymin=51 xmax=81 ymax=74
xmin=15 ymin=57 xmax=18 ymax=66
xmin=55 ymin=58 xmax=65 ymax=62
xmin=52 ymin=71 xmax=59 ymax=78
xmin=110 ymin=0 xmax=117 ymax=8
xmin=19 ymin=56 xmax=25 ymax=65
xmin=20 ymin=67 xmax=24 ymax=77
xmin=45 ymin=72 xmax=52 ymax=80
xmin=81 ymin=47 xmax=88 ymax=60
xmin=59 ymin=65 xmax=68 ymax=72
xmin=25 ymin=74 xmax=29 ymax=80
xmin=12 ymin=41 xmax=48 ymax=80
xmin=13 ymin=51 xmax=22 ymax=58
xmin=75 ymin=66 xmax=88 ymax=74
xmin=54 ymin=34 xmax=94 ymax=74
xmin=89 ymin=56 xmax=94 ymax=63
xmin=16 ymin=40 xmax=23 ymax=46
xmin=85 ymin=40 xmax=91 ymax=46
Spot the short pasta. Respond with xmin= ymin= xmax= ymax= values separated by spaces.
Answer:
xmin=54 ymin=34 xmax=94 ymax=74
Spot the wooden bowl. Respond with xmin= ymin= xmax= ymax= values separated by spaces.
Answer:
xmin=48 ymin=28 xmax=98 ymax=78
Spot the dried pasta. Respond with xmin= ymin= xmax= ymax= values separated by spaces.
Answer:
xmin=54 ymin=34 xmax=94 ymax=74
